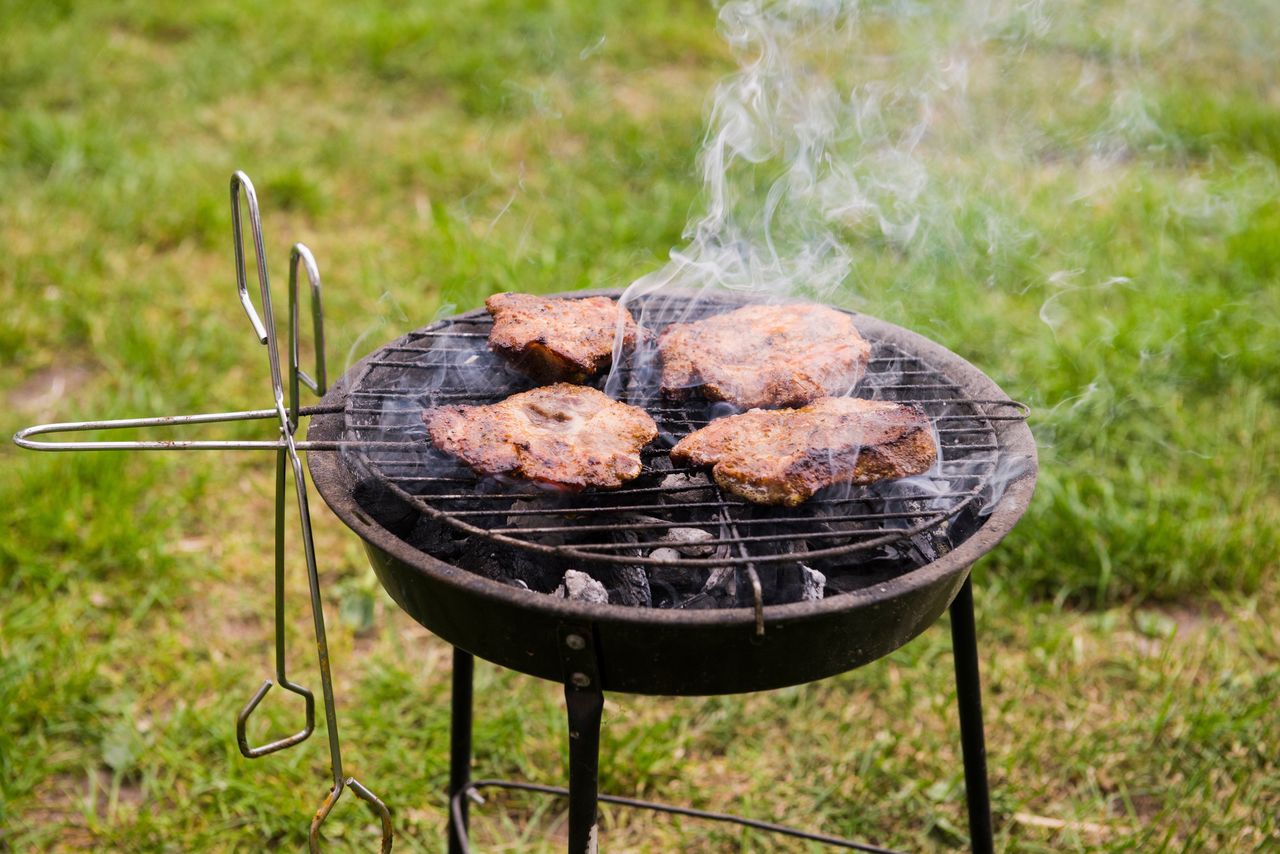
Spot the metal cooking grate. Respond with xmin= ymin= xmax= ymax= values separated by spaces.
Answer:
xmin=338 ymin=295 xmax=1027 ymax=576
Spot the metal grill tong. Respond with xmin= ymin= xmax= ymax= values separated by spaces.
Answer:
xmin=13 ymin=171 xmax=393 ymax=853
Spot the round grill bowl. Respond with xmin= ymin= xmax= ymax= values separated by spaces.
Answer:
xmin=307 ymin=296 xmax=1036 ymax=696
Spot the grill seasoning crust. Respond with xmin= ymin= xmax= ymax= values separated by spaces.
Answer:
xmin=486 ymin=292 xmax=638 ymax=383
xmin=424 ymin=384 xmax=658 ymax=491
xmin=671 ymin=397 xmax=937 ymax=506
xmin=657 ymin=303 xmax=872 ymax=409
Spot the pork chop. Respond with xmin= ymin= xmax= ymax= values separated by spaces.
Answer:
xmin=486 ymin=292 xmax=638 ymax=383
xmin=657 ymin=303 xmax=871 ymax=409
xmin=670 ymin=397 xmax=936 ymax=506
xmin=424 ymin=384 xmax=657 ymax=490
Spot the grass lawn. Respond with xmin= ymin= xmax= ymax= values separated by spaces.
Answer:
xmin=2 ymin=0 xmax=1277 ymax=851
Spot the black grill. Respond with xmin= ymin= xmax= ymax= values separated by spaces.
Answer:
xmin=337 ymin=293 xmax=1026 ymax=610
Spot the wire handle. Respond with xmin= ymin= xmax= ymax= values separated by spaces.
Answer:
xmin=231 ymin=171 xmax=271 ymax=346
xmin=289 ymin=243 xmax=327 ymax=431
xmin=235 ymin=436 xmax=319 ymax=759
xmin=234 ymin=195 xmax=391 ymax=852
xmin=225 ymin=180 xmax=324 ymax=761
xmin=283 ymin=422 xmax=393 ymax=853
xmin=236 ymin=658 xmax=316 ymax=757
xmin=14 ymin=170 xmax=393 ymax=851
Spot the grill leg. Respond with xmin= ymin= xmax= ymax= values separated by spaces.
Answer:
xmin=950 ymin=575 xmax=995 ymax=854
xmin=448 ymin=648 xmax=475 ymax=854
xmin=564 ymin=683 xmax=605 ymax=854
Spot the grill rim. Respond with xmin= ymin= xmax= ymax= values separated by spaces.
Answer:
xmin=306 ymin=290 xmax=1037 ymax=630
xmin=340 ymin=292 xmax=1024 ymax=571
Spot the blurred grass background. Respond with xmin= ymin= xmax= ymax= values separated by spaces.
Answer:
xmin=1 ymin=0 xmax=1276 ymax=851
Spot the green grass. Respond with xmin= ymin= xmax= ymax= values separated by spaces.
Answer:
xmin=2 ymin=0 xmax=1277 ymax=850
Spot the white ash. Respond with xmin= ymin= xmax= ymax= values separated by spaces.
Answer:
xmin=624 ymin=514 xmax=717 ymax=558
xmin=649 ymin=547 xmax=682 ymax=562
xmin=658 ymin=527 xmax=716 ymax=557
xmin=659 ymin=473 xmax=714 ymax=503
xmin=800 ymin=566 xmax=826 ymax=601
xmin=554 ymin=570 xmax=609 ymax=604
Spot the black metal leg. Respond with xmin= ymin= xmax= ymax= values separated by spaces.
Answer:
xmin=949 ymin=576 xmax=994 ymax=854
xmin=449 ymin=649 xmax=475 ymax=854
xmin=564 ymin=683 xmax=605 ymax=854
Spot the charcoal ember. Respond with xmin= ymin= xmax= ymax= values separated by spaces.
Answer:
xmin=582 ymin=565 xmax=651 ymax=607
xmin=621 ymin=517 xmax=716 ymax=557
xmin=352 ymin=476 xmax=419 ymax=537
xmin=646 ymin=453 xmax=674 ymax=473
xmin=647 ymin=561 xmax=711 ymax=609
xmin=505 ymin=499 xmax=568 ymax=546
xmin=800 ymin=565 xmax=826 ymax=601
xmin=659 ymin=527 xmax=715 ymax=557
xmin=820 ymin=561 xmax=909 ymax=595
xmin=675 ymin=592 xmax=719 ymax=610
xmin=405 ymin=517 xmax=469 ymax=561
xmin=697 ymin=565 xmax=738 ymax=607
xmin=458 ymin=540 xmax=563 ymax=593
xmin=555 ymin=570 xmax=609 ymax=604
xmin=907 ymin=523 xmax=951 ymax=564
xmin=659 ymin=473 xmax=714 ymax=503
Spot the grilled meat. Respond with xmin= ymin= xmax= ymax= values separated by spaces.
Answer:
xmin=657 ymin=303 xmax=871 ymax=409
xmin=670 ymin=397 xmax=936 ymax=506
xmin=424 ymin=384 xmax=657 ymax=490
xmin=486 ymin=292 xmax=638 ymax=383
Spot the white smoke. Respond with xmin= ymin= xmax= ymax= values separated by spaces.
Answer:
xmin=612 ymin=0 xmax=1007 ymax=331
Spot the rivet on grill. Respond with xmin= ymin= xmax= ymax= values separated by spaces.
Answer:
xmin=570 ymin=672 xmax=591 ymax=688
xmin=565 ymin=634 xmax=587 ymax=650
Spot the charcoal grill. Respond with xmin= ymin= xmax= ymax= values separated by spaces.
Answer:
xmin=16 ymin=173 xmax=1037 ymax=854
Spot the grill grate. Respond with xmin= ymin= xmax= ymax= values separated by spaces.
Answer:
xmin=338 ymin=295 xmax=1027 ymax=583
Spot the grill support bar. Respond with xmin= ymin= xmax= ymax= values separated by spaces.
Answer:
xmin=444 ymin=576 xmax=996 ymax=852
xmin=448 ymin=648 xmax=475 ymax=854
xmin=560 ymin=625 xmax=605 ymax=854
xmin=950 ymin=576 xmax=995 ymax=854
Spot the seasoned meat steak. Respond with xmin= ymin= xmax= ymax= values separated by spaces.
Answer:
xmin=486 ymin=292 xmax=638 ymax=383
xmin=657 ymin=303 xmax=871 ymax=409
xmin=670 ymin=397 xmax=936 ymax=506
xmin=424 ymin=384 xmax=657 ymax=490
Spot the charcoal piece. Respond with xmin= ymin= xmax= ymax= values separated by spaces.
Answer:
xmin=457 ymin=539 xmax=564 ymax=593
xmin=698 ymin=565 xmax=739 ymax=607
xmin=582 ymin=565 xmax=651 ymax=607
xmin=555 ymin=570 xmax=609 ymax=604
xmin=646 ymin=453 xmax=674 ymax=473
xmin=405 ymin=517 xmax=469 ymax=561
xmin=351 ymin=476 xmax=419 ymax=537
xmin=821 ymin=561 xmax=908 ymax=595
xmin=675 ymin=592 xmax=720 ymax=610
xmin=649 ymin=547 xmax=681 ymax=562
xmin=650 ymin=563 xmax=711 ymax=612
xmin=659 ymin=473 xmax=714 ymax=503
xmin=800 ymin=566 xmax=826 ymax=601
xmin=505 ymin=499 xmax=569 ymax=546
xmin=659 ymin=527 xmax=716 ymax=557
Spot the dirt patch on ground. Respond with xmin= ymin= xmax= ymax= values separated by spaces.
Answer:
xmin=19 ymin=769 xmax=145 ymax=850
xmin=9 ymin=364 xmax=96 ymax=418
xmin=605 ymin=65 xmax=711 ymax=122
